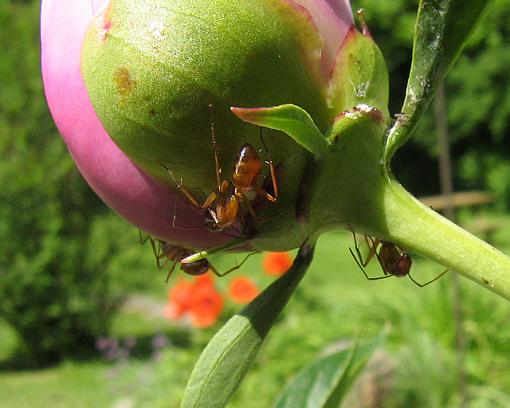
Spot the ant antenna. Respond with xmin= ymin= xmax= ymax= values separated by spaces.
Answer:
xmin=208 ymin=104 xmax=222 ymax=187
xmin=258 ymin=127 xmax=279 ymax=200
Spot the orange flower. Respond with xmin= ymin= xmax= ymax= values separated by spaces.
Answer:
xmin=229 ymin=276 xmax=260 ymax=304
xmin=165 ymin=279 xmax=193 ymax=319
xmin=262 ymin=252 xmax=293 ymax=277
xmin=164 ymin=273 xmax=223 ymax=328
xmin=193 ymin=274 xmax=215 ymax=287
xmin=189 ymin=284 xmax=224 ymax=328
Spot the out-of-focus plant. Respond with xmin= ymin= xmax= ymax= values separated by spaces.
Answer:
xmin=228 ymin=276 xmax=260 ymax=304
xmin=0 ymin=1 xmax=150 ymax=365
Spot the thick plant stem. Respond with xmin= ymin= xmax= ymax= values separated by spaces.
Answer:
xmin=381 ymin=181 xmax=510 ymax=300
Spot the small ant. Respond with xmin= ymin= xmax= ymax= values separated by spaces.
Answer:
xmin=139 ymin=232 xmax=253 ymax=282
xmin=348 ymin=231 xmax=448 ymax=287
xmin=164 ymin=104 xmax=278 ymax=231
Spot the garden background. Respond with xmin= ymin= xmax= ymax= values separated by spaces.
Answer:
xmin=1 ymin=0 xmax=510 ymax=406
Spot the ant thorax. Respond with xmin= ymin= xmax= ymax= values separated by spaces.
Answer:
xmin=232 ymin=143 xmax=263 ymax=193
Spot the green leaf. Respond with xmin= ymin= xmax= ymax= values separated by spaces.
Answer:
xmin=231 ymin=105 xmax=329 ymax=156
xmin=181 ymin=240 xmax=316 ymax=408
xmin=327 ymin=25 xmax=389 ymax=120
xmin=272 ymin=329 xmax=387 ymax=408
xmin=384 ymin=0 xmax=495 ymax=165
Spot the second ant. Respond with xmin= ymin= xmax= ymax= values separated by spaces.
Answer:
xmin=348 ymin=230 xmax=448 ymax=287
xmin=139 ymin=232 xmax=253 ymax=282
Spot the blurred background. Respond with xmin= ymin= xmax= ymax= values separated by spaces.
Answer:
xmin=1 ymin=0 xmax=509 ymax=406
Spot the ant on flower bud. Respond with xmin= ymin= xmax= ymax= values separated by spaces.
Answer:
xmin=163 ymin=104 xmax=278 ymax=232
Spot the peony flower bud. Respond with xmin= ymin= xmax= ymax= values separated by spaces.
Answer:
xmin=44 ymin=0 xmax=393 ymax=253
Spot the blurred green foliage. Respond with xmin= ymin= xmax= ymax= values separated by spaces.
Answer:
xmin=0 ymin=1 xmax=152 ymax=365
xmin=0 ymin=0 xmax=508 ymax=374
xmin=3 ymin=231 xmax=510 ymax=407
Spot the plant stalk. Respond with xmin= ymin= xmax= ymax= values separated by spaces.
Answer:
xmin=380 ymin=181 xmax=510 ymax=300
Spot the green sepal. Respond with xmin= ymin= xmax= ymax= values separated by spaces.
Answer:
xmin=231 ymin=104 xmax=329 ymax=157
xmin=384 ymin=0 xmax=495 ymax=165
xmin=327 ymin=25 xmax=389 ymax=121
xmin=181 ymin=240 xmax=316 ymax=408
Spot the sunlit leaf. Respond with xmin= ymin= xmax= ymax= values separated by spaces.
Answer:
xmin=231 ymin=104 xmax=329 ymax=156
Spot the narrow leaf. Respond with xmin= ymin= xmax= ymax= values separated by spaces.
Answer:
xmin=273 ymin=329 xmax=388 ymax=408
xmin=180 ymin=238 xmax=247 ymax=264
xmin=231 ymin=105 xmax=329 ymax=156
xmin=181 ymin=240 xmax=316 ymax=408
xmin=384 ymin=0 xmax=495 ymax=164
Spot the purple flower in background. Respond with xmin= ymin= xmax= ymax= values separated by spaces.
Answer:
xmin=152 ymin=333 xmax=169 ymax=350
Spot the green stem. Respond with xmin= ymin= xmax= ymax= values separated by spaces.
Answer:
xmin=381 ymin=181 xmax=510 ymax=299
xmin=310 ymin=111 xmax=510 ymax=300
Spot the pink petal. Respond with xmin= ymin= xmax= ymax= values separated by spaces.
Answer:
xmin=40 ymin=0 xmax=221 ymax=248
xmin=292 ymin=0 xmax=353 ymax=77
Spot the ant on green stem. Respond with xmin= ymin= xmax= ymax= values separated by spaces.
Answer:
xmin=348 ymin=231 xmax=448 ymax=287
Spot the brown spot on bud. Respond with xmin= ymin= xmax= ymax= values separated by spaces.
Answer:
xmin=114 ymin=68 xmax=136 ymax=102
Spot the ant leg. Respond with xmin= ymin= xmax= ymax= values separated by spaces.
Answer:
xmin=171 ymin=191 xmax=180 ymax=228
xmin=253 ymin=185 xmax=277 ymax=203
xmin=149 ymin=237 xmax=162 ymax=268
xmin=348 ymin=231 xmax=389 ymax=281
xmin=140 ymin=233 xmax=167 ymax=269
xmin=164 ymin=260 xmax=179 ymax=283
xmin=210 ymin=252 xmax=257 ymax=277
xmin=241 ymin=194 xmax=257 ymax=221
xmin=349 ymin=247 xmax=391 ymax=281
xmin=349 ymin=230 xmax=376 ymax=267
xmin=259 ymin=128 xmax=278 ymax=201
xmin=202 ymin=191 xmax=218 ymax=210
xmin=160 ymin=163 xmax=203 ymax=209
xmin=139 ymin=230 xmax=151 ymax=245
xmin=408 ymin=268 xmax=449 ymax=288
xmin=144 ymin=236 xmax=167 ymax=269
xmin=207 ymin=207 xmax=220 ymax=226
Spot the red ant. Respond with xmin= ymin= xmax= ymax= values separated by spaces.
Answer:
xmin=348 ymin=231 xmax=448 ymax=287
xmin=164 ymin=104 xmax=278 ymax=231
xmin=139 ymin=232 xmax=253 ymax=282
